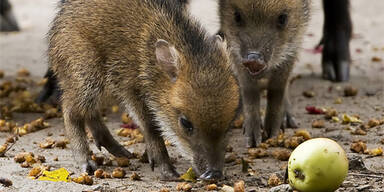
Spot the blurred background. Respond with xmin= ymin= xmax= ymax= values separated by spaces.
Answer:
xmin=0 ymin=0 xmax=383 ymax=191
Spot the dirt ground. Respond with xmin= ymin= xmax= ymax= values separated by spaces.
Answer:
xmin=0 ymin=0 xmax=383 ymax=191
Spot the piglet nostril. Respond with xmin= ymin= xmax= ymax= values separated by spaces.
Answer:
xmin=247 ymin=52 xmax=264 ymax=63
xmin=199 ymin=170 xmax=223 ymax=180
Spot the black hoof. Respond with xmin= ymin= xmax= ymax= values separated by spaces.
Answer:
xmin=81 ymin=160 xmax=97 ymax=175
xmin=335 ymin=60 xmax=350 ymax=82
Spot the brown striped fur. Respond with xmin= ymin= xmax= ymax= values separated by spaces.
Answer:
xmin=49 ymin=0 xmax=239 ymax=179
xmin=219 ymin=0 xmax=311 ymax=147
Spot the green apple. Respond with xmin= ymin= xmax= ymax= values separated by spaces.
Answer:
xmin=288 ymin=138 xmax=348 ymax=192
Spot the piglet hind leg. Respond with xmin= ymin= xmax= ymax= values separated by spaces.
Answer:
xmin=62 ymin=97 xmax=97 ymax=174
xmin=321 ymin=0 xmax=352 ymax=82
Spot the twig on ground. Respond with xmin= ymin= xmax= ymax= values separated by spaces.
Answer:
xmin=349 ymin=173 xmax=384 ymax=179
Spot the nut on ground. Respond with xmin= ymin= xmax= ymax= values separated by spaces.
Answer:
xmin=268 ymin=174 xmax=282 ymax=187
xmin=312 ymin=120 xmax=325 ymax=128
xmin=234 ymin=180 xmax=245 ymax=192
xmin=176 ymin=182 xmax=192 ymax=191
xmin=206 ymin=184 xmax=217 ymax=191
xmin=112 ymin=167 xmax=126 ymax=178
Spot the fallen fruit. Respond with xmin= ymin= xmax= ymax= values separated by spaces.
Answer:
xmin=6 ymin=136 xmax=15 ymax=143
xmin=121 ymin=113 xmax=132 ymax=124
xmin=351 ymin=128 xmax=366 ymax=135
xmin=130 ymin=172 xmax=141 ymax=181
xmin=112 ymin=167 xmax=126 ymax=178
xmin=284 ymin=136 xmax=305 ymax=149
xmin=272 ymin=149 xmax=291 ymax=161
xmin=14 ymin=152 xmax=37 ymax=165
xmin=102 ymin=172 xmax=111 ymax=178
xmin=305 ymin=106 xmax=325 ymax=115
xmin=334 ymin=97 xmax=343 ymax=104
xmin=72 ymin=173 xmax=93 ymax=185
xmin=325 ymin=109 xmax=338 ymax=119
xmin=303 ymin=90 xmax=315 ymax=98
xmin=180 ymin=168 xmax=196 ymax=182
xmin=206 ymin=184 xmax=217 ymax=191
xmin=176 ymin=182 xmax=192 ymax=191
xmin=342 ymin=114 xmax=362 ymax=124
xmin=17 ymin=68 xmax=30 ymax=77
xmin=368 ymin=147 xmax=383 ymax=156
xmin=234 ymin=180 xmax=245 ymax=192
xmin=221 ymin=185 xmax=235 ymax=192
xmin=0 ymin=143 xmax=8 ymax=155
xmin=248 ymin=148 xmax=268 ymax=159
xmin=344 ymin=86 xmax=358 ymax=97
xmin=294 ymin=129 xmax=311 ymax=140
xmin=29 ymin=166 xmax=43 ymax=177
xmin=268 ymin=174 xmax=282 ymax=187
xmin=94 ymin=169 xmax=104 ymax=178
xmin=288 ymin=138 xmax=348 ymax=192
xmin=311 ymin=120 xmax=325 ymax=128
xmin=350 ymin=141 xmax=367 ymax=153
xmin=39 ymin=138 xmax=55 ymax=149
xmin=371 ymin=56 xmax=382 ymax=62
xmin=332 ymin=116 xmax=340 ymax=123
xmin=115 ymin=157 xmax=130 ymax=167
xmin=367 ymin=119 xmax=380 ymax=128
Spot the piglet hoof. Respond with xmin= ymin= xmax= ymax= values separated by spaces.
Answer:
xmin=245 ymin=135 xmax=262 ymax=148
xmin=243 ymin=123 xmax=262 ymax=148
xmin=199 ymin=170 xmax=223 ymax=181
xmin=114 ymin=147 xmax=135 ymax=159
xmin=336 ymin=60 xmax=350 ymax=82
xmin=81 ymin=160 xmax=97 ymax=175
xmin=159 ymin=164 xmax=180 ymax=181
xmin=283 ymin=111 xmax=298 ymax=129
xmin=286 ymin=115 xmax=298 ymax=129
xmin=321 ymin=29 xmax=351 ymax=82
xmin=322 ymin=62 xmax=337 ymax=81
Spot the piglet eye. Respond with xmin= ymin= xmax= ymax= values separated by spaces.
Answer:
xmin=180 ymin=117 xmax=193 ymax=134
xmin=277 ymin=13 xmax=288 ymax=29
xmin=217 ymin=31 xmax=225 ymax=40
xmin=234 ymin=11 xmax=242 ymax=25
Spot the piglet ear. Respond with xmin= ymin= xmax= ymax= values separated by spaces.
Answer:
xmin=155 ymin=39 xmax=179 ymax=82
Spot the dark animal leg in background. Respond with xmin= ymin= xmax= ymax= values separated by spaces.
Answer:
xmin=35 ymin=0 xmax=67 ymax=105
xmin=35 ymin=69 xmax=62 ymax=105
xmin=0 ymin=0 xmax=20 ymax=32
xmin=321 ymin=0 xmax=352 ymax=82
